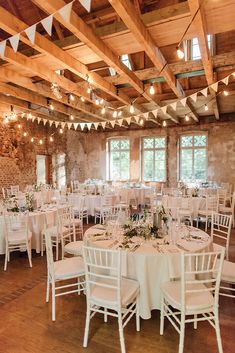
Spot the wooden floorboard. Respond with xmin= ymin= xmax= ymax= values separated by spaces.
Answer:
xmin=0 ymin=224 xmax=234 ymax=353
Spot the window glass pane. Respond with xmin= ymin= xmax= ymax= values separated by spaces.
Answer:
xmin=181 ymin=136 xmax=193 ymax=147
xmin=144 ymin=150 xmax=154 ymax=161
xmin=181 ymin=149 xmax=193 ymax=180
xmin=194 ymin=149 xmax=206 ymax=180
xmin=110 ymin=151 xmax=120 ymax=180
xmin=110 ymin=140 xmax=120 ymax=150
xmin=120 ymin=151 xmax=130 ymax=180
xmin=36 ymin=155 xmax=46 ymax=185
xmin=155 ymin=137 xmax=166 ymax=148
xmin=143 ymin=138 xmax=154 ymax=149
xmin=155 ymin=161 xmax=165 ymax=182
xmin=109 ymin=139 xmax=130 ymax=180
xmin=144 ymin=160 xmax=154 ymax=180
xmin=194 ymin=135 xmax=207 ymax=147
xmin=155 ymin=150 xmax=165 ymax=161
xmin=120 ymin=140 xmax=129 ymax=149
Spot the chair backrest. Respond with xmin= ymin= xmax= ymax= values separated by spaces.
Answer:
xmin=101 ymin=195 xmax=113 ymax=208
xmin=217 ymin=188 xmax=227 ymax=206
xmin=211 ymin=212 xmax=232 ymax=260
xmin=230 ymin=191 xmax=235 ymax=211
xmin=221 ymin=182 xmax=230 ymax=193
xmin=206 ymin=196 xmax=218 ymax=211
xmin=83 ymin=246 xmax=122 ymax=308
xmin=180 ymin=249 xmax=225 ymax=311
xmin=44 ymin=229 xmax=56 ymax=281
xmin=4 ymin=211 xmax=30 ymax=243
xmin=180 ymin=197 xmax=192 ymax=210
xmin=10 ymin=185 xmax=19 ymax=195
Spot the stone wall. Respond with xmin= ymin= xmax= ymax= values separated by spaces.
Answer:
xmin=75 ymin=120 xmax=235 ymax=187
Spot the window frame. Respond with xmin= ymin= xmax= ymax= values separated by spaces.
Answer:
xmin=141 ymin=136 xmax=167 ymax=182
xmin=178 ymin=132 xmax=208 ymax=182
xmin=190 ymin=35 xmax=213 ymax=61
xmin=107 ymin=137 xmax=130 ymax=181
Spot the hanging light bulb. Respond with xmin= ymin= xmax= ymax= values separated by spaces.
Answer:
xmin=204 ymin=104 xmax=208 ymax=111
xmin=70 ymin=114 xmax=74 ymax=120
xmin=100 ymin=98 xmax=104 ymax=105
xmin=39 ymin=139 xmax=43 ymax=145
xmin=185 ymin=114 xmax=190 ymax=121
xmin=139 ymin=119 xmax=144 ymax=126
xmin=118 ymin=110 xmax=122 ymax=117
xmin=130 ymin=103 xmax=134 ymax=114
xmin=70 ymin=94 xmax=75 ymax=101
xmin=87 ymin=86 xmax=91 ymax=94
xmin=28 ymin=113 xmax=32 ymax=119
xmin=80 ymin=96 xmax=85 ymax=102
xmin=113 ymin=110 xmax=118 ymax=118
xmin=163 ymin=120 xmax=166 ymax=127
xmin=59 ymin=128 xmax=63 ymax=134
xmin=31 ymin=137 xmax=34 ymax=143
xmin=232 ymin=72 xmax=235 ymax=77
xmin=223 ymin=90 xmax=229 ymax=96
xmin=17 ymin=124 xmax=21 ymax=129
xmin=149 ymin=83 xmax=155 ymax=95
xmin=4 ymin=117 xmax=9 ymax=124
xmin=176 ymin=46 xmax=184 ymax=59
xmin=101 ymin=106 xmax=106 ymax=115
xmin=95 ymin=98 xmax=99 ymax=105
xmin=23 ymin=132 xmax=27 ymax=137
xmin=49 ymin=103 xmax=54 ymax=110
xmin=50 ymin=136 xmax=54 ymax=142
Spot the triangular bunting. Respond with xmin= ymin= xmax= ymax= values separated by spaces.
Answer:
xmin=55 ymin=121 xmax=60 ymax=128
xmin=32 ymin=116 xmax=36 ymax=122
xmin=49 ymin=120 xmax=53 ymax=127
xmin=180 ymin=97 xmax=187 ymax=107
xmin=87 ymin=122 xmax=92 ymax=130
xmin=94 ymin=122 xmax=99 ymax=130
xmin=118 ymin=119 xmax=123 ymax=127
xmin=190 ymin=93 xmax=198 ymax=102
xmin=67 ymin=122 xmax=72 ymax=130
xmin=143 ymin=112 xmax=149 ymax=120
xmin=25 ymin=24 xmax=36 ymax=45
xmin=0 ymin=40 xmax=6 ymax=58
xmin=73 ymin=123 xmax=79 ymax=130
xmin=210 ymin=82 xmax=218 ymax=92
xmin=170 ymin=101 xmax=177 ymax=110
xmin=80 ymin=123 xmax=85 ymax=131
xmin=9 ymin=33 xmax=20 ymax=53
xmin=201 ymin=88 xmax=208 ymax=97
xmin=221 ymin=76 xmax=229 ymax=85
xmin=110 ymin=120 xmax=116 ymax=128
xmin=41 ymin=15 xmax=53 ymax=36
xmin=79 ymin=0 xmax=91 ymax=12
xmin=43 ymin=119 xmax=47 ymax=126
xmin=161 ymin=106 xmax=167 ymax=114
xmin=152 ymin=110 xmax=158 ymax=119
xmin=134 ymin=116 xmax=140 ymax=123
xmin=61 ymin=122 xmax=66 ymax=129
xmin=101 ymin=121 xmax=106 ymax=129
xmin=58 ymin=2 xmax=73 ymax=22
xmin=125 ymin=117 xmax=131 ymax=125
xmin=37 ymin=117 xmax=41 ymax=124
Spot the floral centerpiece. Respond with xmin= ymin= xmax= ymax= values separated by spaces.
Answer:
xmin=192 ymin=186 xmax=199 ymax=197
xmin=25 ymin=192 xmax=34 ymax=212
xmin=4 ymin=195 xmax=19 ymax=212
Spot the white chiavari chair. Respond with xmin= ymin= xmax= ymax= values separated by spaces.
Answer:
xmin=211 ymin=212 xmax=232 ymax=260
xmin=197 ymin=196 xmax=218 ymax=231
xmin=44 ymin=229 xmax=85 ymax=321
xmin=177 ymin=197 xmax=194 ymax=225
xmin=10 ymin=185 xmax=20 ymax=196
xmin=217 ymin=188 xmax=227 ymax=208
xmin=160 ymin=249 xmax=225 ymax=353
xmin=219 ymin=191 xmax=235 ymax=227
xmin=82 ymin=246 xmax=140 ymax=353
xmin=94 ymin=195 xmax=113 ymax=224
xmin=4 ymin=211 xmax=32 ymax=271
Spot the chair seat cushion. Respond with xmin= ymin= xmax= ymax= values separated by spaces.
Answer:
xmin=46 ymin=225 xmax=67 ymax=237
xmin=90 ymin=277 xmax=139 ymax=307
xmin=64 ymin=241 xmax=83 ymax=256
xmin=161 ymin=281 xmax=214 ymax=312
xmin=54 ymin=256 xmax=84 ymax=280
xmin=8 ymin=230 xmax=32 ymax=243
xmin=221 ymin=260 xmax=235 ymax=284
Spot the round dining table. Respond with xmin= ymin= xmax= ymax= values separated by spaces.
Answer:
xmin=84 ymin=224 xmax=212 ymax=320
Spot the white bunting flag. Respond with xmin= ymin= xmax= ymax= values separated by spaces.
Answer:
xmin=87 ymin=122 xmax=92 ymax=130
xmin=118 ymin=119 xmax=123 ymax=127
xmin=73 ymin=122 xmax=79 ymax=130
xmin=79 ymin=0 xmax=91 ymax=12
xmin=58 ymin=2 xmax=73 ymax=22
xmin=32 ymin=116 xmax=36 ymax=122
xmin=9 ymin=33 xmax=20 ymax=53
xmin=55 ymin=121 xmax=60 ymax=128
xmin=43 ymin=119 xmax=47 ymax=126
xmin=0 ymin=40 xmax=6 ymax=58
xmin=144 ymin=112 xmax=149 ymax=120
xmin=210 ymin=81 xmax=218 ymax=92
xmin=37 ymin=117 xmax=41 ymax=124
xmin=221 ymin=76 xmax=229 ymax=85
xmin=201 ymin=88 xmax=208 ymax=97
xmin=161 ymin=106 xmax=167 ymax=114
xmin=80 ymin=123 xmax=85 ymax=131
xmin=180 ymin=97 xmax=187 ymax=107
xmin=134 ymin=116 xmax=140 ymax=123
xmin=190 ymin=93 xmax=198 ymax=103
xmin=110 ymin=120 xmax=116 ymax=128
xmin=25 ymin=24 xmax=36 ymax=44
xmin=67 ymin=122 xmax=72 ymax=130
xmin=152 ymin=110 xmax=158 ymax=119
xmin=61 ymin=122 xmax=66 ymax=129
xmin=94 ymin=122 xmax=99 ymax=130
xmin=49 ymin=120 xmax=53 ymax=127
xmin=101 ymin=121 xmax=106 ymax=129
xmin=125 ymin=117 xmax=131 ymax=125
xmin=41 ymin=15 xmax=53 ymax=36
xmin=170 ymin=101 xmax=177 ymax=111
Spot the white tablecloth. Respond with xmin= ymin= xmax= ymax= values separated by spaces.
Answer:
xmin=118 ymin=187 xmax=153 ymax=205
xmin=85 ymin=225 xmax=212 ymax=319
xmin=162 ymin=195 xmax=206 ymax=218
xmin=68 ymin=194 xmax=117 ymax=217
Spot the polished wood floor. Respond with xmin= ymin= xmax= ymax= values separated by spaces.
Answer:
xmin=0 ymin=224 xmax=234 ymax=353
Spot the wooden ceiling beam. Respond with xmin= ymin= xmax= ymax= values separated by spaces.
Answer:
xmin=0 ymin=6 xmax=131 ymax=107
xmin=188 ymin=0 xmax=220 ymax=120
xmin=31 ymin=0 xmax=158 ymax=106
